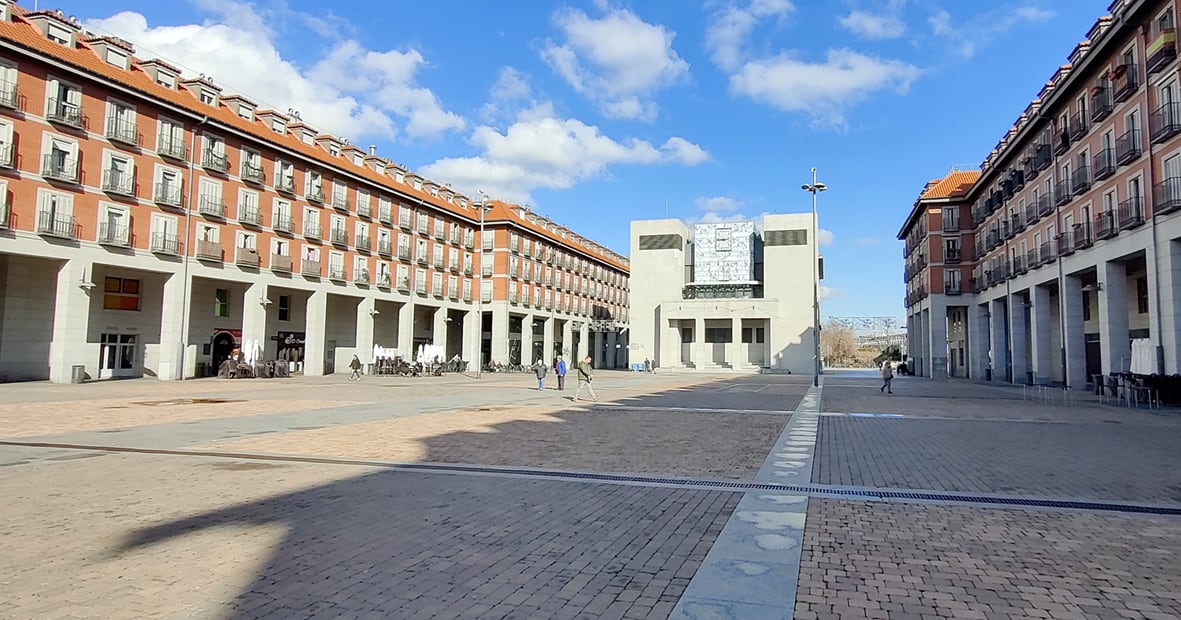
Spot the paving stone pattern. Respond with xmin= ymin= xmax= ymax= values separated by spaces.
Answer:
xmin=813 ymin=416 xmax=1181 ymax=503
xmin=795 ymin=499 xmax=1181 ymax=620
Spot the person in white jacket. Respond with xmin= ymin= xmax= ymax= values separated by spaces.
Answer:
xmin=880 ymin=361 xmax=894 ymax=394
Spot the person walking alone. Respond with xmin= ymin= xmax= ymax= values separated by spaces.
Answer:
xmin=556 ymin=356 xmax=568 ymax=391
xmin=348 ymin=354 xmax=363 ymax=381
xmin=534 ymin=360 xmax=548 ymax=391
xmin=880 ymin=360 xmax=894 ymax=394
xmin=573 ymin=355 xmax=598 ymax=402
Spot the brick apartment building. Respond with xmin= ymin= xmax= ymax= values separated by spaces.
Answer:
xmin=900 ymin=0 xmax=1181 ymax=386
xmin=0 ymin=2 xmax=629 ymax=382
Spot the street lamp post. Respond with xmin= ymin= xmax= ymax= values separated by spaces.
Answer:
xmin=802 ymin=168 xmax=827 ymax=387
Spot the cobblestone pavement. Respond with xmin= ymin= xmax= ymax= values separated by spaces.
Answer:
xmin=199 ymin=405 xmax=786 ymax=480
xmin=0 ymin=450 xmax=738 ymax=620
xmin=795 ymin=499 xmax=1181 ymax=620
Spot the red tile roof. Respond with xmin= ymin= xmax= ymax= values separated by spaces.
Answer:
xmin=0 ymin=6 xmax=628 ymax=272
xmin=919 ymin=170 xmax=980 ymax=200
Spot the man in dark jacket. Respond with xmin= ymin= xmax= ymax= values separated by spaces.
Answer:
xmin=573 ymin=356 xmax=598 ymax=402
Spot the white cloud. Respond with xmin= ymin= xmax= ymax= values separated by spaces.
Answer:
xmin=420 ymin=103 xmax=708 ymax=203
xmin=695 ymin=196 xmax=743 ymax=213
xmin=705 ymin=0 xmax=794 ymax=72
xmin=818 ymin=228 xmax=835 ymax=246
xmin=84 ymin=3 xmax=463 ymax=142
xmin=541 ymin=6 xmax=689 ymax=121
xmin=729 ymin=49 xmax=921 ymax=128
xmin=928 ymin=5 xmax=1056 ymax=59
xmin=839 ymin=10 xmax=906 ymax=40
xmin=696 ymin=211 xmax=749 ymax=224
xmin=820 ymin=285 xmax=845 ymax=300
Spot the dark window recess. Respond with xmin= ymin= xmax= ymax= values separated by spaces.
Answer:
xmin=638 ymin=234 xmax=683 ymax=250
xmin=1083 ymin=291 xmax=1091 ymax=322
xmin=682 ymin=327 xmax=694 ymax=344
xmin=1138 ymin=277 xmax=1149 ymax=314
xmin=278 ymin=295 xmax=290 ymax=321
xmin=764 ymin=229 xmax=808 ymax=246
xmin=705 ymin=328 xmax=733 ymax=343
xmin=741 ymin=327 xmax=766 ymax=344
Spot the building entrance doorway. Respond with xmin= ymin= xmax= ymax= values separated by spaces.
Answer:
xmin=211 ymin=331 xmax=236 ymax=375
xmin=98 ymin=333 xmax=137 ymax=379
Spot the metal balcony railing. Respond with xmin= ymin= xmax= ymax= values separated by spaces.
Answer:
xmin=105 ymin=115 xmax=138 ymax=146
xmin=306 ymin=188 xmax=324 ymax=204
xmin=198 ymin=194 xmax=225 ymax=218
xmin=1113 ymin=64 xmax=1139 ymax=102
xmin=235 ymin=248 xmax=260 ymax=268
xmin=242 ymin=163 xmax=264 ymax=185
xmin=1069 ymin=111 xmax=1088 ymax=141
xmin=356 ymin=234 xmax=371 ymax=253
xmin=1147 ymin=27 xmax=1177 ymax=74
xmin=276 ymin=177 xmax=295 ymax=195
xmin=273 ymin=214 xmax=293 ymax=234
xmin=154 ymin=183 xmax=183 ymax=208
xmin=1057 ymin=232 xmax=1076 ymax=256
xmin=1093 ymin=149 xmax=1116 ymax=181
xmin=1095 ymin=211 xmax=1117 ymax=239
xmin=331 ymin=194 xmax=350 ymax=212
xmin=1026 ymin=248 xmax=1040 ymax=269
xmin=202 ymin=149 xmax=229 ymax=174
xmin=379 ymin=207 xmax=393 ymax=224
xmin=397 ymin=276 xmax=410 ymax=291
xmin=357 ymin=202 xmax=371 ymax=219
xmin=942 ymin=219 xmax=960 ymax=233
xmin=1091 ymin=87 xmax=1113 ymax=122
xmin=304 ymin=222 xmax=322 ymax=240
xmin=301 ymin=259 xmax=321 ymax=277
xmin=102 ymin=170 xmax=134 ymax=196
xmin=0 ymin=142 xmax=12 ymax=168
xmin=1071 ymin=165 xmax=1091 ymax=194
xmin=377 ymin=274 xmax=392 ymax=288
xmin=150 ymin=232 xmax=181 ymax=255
xmin=1054 ymin=180 xmax=1071 ymax=206
xmin=239 ymin=204 xmax=261 ymax=226
xmin=1153 ymin=177 xmax=1181 ymax=216
xmin=42 ymin=154 xmax=78 ymax=183
xmin=1149 ymin=102 xmax=1181 ymax=144
xmin=944 ymin=249 xmax=961 ymax=264
xmin=1073 ymin=223 xmax=1093 ymax=250
xmin=157 ymin=137 xmax=187 ymax=161
xmin=378 ymin=240 xmax=393 ymax=256
xmin=1119 ymin=196 xmax=1146 ymax=228
xmin=98 ymin=222 xmax=130 ymax=247
xmin=0 ymin=79 xmax=17 ymax=109
xmin=1116 ymin=128 xmax=1142 ymax=164
xmin=46 ymin=98 xmax=84 ymax=128
xmin=353 ymin=268 xmax=370 ymax=285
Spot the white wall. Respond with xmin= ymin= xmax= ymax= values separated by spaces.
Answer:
xmin=0 ymin=254 xmax=57 ymax=381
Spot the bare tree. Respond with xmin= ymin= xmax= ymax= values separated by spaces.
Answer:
xmin=820 ymin=321 xmax=858 ymax=367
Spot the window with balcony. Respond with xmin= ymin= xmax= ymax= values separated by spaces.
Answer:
xmin=272 ymin=199 xmax=292 ymax=233
xmin=303 ymin=207 xmax=321 ymax=239
xmin=102 ymin=152 xmax=134 ymax=197
xmin=198 ymin=178 xmax=225 ymax=218
xmin=328 ymin=252 xmax=346 ymax=281
xmin=357 ymin=190 xmax=371 ymax=218
xmin=157 ymin=118 xmax=186 ymax=161
xmin=0 ymin=62 xmax=17 ymax=110
xmin=433 ymin=244 xmax=444 ymax=268
xmin=353 ymin=256 xmax=369 ymax=284
xmin=378 ymin=229 xmax=392 ymax=256
xmin=241 ymin=149 xmax=264 ymax=185
xmin=105 ymin=100 xmax=137 ymax=146
xmin=201 ymin=134 xmax=228 ymax=174
xmin=416 ymin=238 xmax=429 ymax=263
xmin=98 ymin=203 xmax=130 ymax=247
xmin=398 ymin=233 xmax=410 ymax=260
xmin=154 ymin=166 xmax=183 ymax=207
xmin=42 ymin=137 xmax=79 ymax=183
xmin=305 ymin=170 xmax=324 ymax=203
xmin=0 ymin=120 xmax=11 ymax=168
xmin=1148 ymin=9 xmax=1177 ymax=74
xmin=149 ymin=213 xmax=180 ymax=255
xmin=417 ymin=211 xmax=429 ymax=234
xmin=45 ymin=78 xmax=83 ymax=129
xmin=271 ymin=238 xmax=292 ymax=273
xmin=416 ymin=268 xmax=428 ymax=295
xmin=196 ymin=223 xmax=222 ymax=261
xmin=330 ymin=214 xmax=348 ymax=246
xmin=331 ymin=181 xmax=349 ymax=211
xmin=397 ymin=264 xmax=409 ymax=290
xmin=275 ymin=160 xmax=295 ymax=194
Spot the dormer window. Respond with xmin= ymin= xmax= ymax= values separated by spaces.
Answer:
xmin=237 ymin=106 xmax=251 ymax=120
xmin=156 ymin=72 xmax=175 ymax=88
xmin=329 ymin=144 xmax=340 ymax=156
xmin=271 ymin=118 xmax=285 ymax=133
xmin=199 ymin=90 xmax=216 ymax=105
xmin=104 ymin=47 xmax=128 ymax=69
xmin=47 ymin=23 xmax=72 ymax=45
xmin=353 ymin=153 xmax=363 ymax=166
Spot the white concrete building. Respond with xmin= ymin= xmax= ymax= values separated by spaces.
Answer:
xmin=628 ymin=215 xmax=818 ymax=373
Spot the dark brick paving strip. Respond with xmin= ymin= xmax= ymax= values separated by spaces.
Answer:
xmin=137 ymin=470 xmax=740 ymax=620
xmin=795 ymin=499 xmax=1181 ymax=620
xmin=814 ymin=416 xmax=1181 ymax=504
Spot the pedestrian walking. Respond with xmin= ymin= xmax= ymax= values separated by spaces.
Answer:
xmin=880 ymin=360 xmax=894 ymax=394
xmin=348 ymin=354 xmax=363 ymax=381
xmin=556 ymin=356 xmax=567 ymax=390
xmin=534 ymin=360 xmax=548 ymax=391
xmin=573 ymin=355 xmax=598 ymax=402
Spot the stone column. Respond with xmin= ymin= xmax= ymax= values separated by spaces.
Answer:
xmin=989 ymin=299 xmax=1008 ymax=382
xmin=728 ymin=316 xmax=742 ymax=370
xmin=1098 ymin=261 xmax=1130 ymax=375
xmin=542 ymin=316 xmax=555 ymax=365
xmin=356 ymin=297 xmax=376 ymax=369
xmin=1062 ymin=275 xmax=1087 ymax=389
xmin=1152 ymin=237 xmax=1181 ymax=373
xmin=918 ymin=309 xmax=930 ymax=377
xmin=693 ymin=317 xmax=706 ymax=369
xmin=304 ymin=290 xmax=328 ymax=376
xmin=1009 ymin=293 xmax=1029 ymax=385
xmin=1030 ymin=285 xmax=1053 ymax=383
xmin=48 ymin=259 xmax=93 ymax=383
xmin=463 ymin=309 xmax=480 ymax=366
xmin=397 ymin=301 xmax=414 ymax=360
xmin=492 ymin=307 xmax=510 ymax=364
xmin=157 ymin=270 xmax=187 ymax=381
xmin=928 ymin=300 xmax=948 ymax=379
xmin=562 ymin=319 xmax=574 ymax=360
xmin=966 ymin=303 xmax=990 ymax=381
xmin=432 ymin=306 xmax=447 ymax=348
xmin=241 ymin=282 xmax=270 ymax=361
xmin=578 ymin=321 xmax=590 ymax=362
xmin=521 ymin=314 xmax=534 ymax=365
xmin=662 ymin=317 xmax=680 ymax=368
xmin=607 ymin=330 xmax=618 ymax=369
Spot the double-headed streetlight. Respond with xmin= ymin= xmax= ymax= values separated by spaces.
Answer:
xmin=801 ymin=168 xmax=827 ymax=387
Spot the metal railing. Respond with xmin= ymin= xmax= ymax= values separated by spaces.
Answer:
xmin=276 ymin=177 xmax=295 ymax=195
xmin=378 ymin=239 xmax=392 ymax=256
xmin=150 ymin=232 xmax=181 ymax=255
xmin=353 ymin=268 xmax=370 ymax=285
xmin=306 ymin=188 xmax=324 ymax=204
xmin=242 ymin=163 xmax=264 ymax=185
xmin=102 ymin=170 xmax=134 ymax=196
xmin=198 ymin=194 xmax=225 ymax=218
xmin=42 ymin=154 xmax=78 ymax=182
xmin=105 ymin=115 xmax=138 ymax=145
xmin=0 ymin=142 xmax=12 ymax=168
xmin=1150 ymin=102 xmax=1181 ymax=144
xmin=273 ymin=214 xmax=293 ymax=233
xmin=1153 ymin=177 xmax=1181 ymax=216
xmin=329 ymin=266 xmax=346 ymax=281
xmin=157 ymin=137 xmax=187 ymax=161
xmin=1095 ymin=211 xmax=1117 ymax=239
xmin=1113 ymin=64 xmax=1139 ymax=102
xmin=202 ymin=149 xmax=229 ymax=173
xmin=46 ymin=97 xmax=84 ymax=128
xmin=1116 ymin=128 xmax=1142 ymax=164
xmin=0 ymin=79 xmax=17 ymax=109
xmin=1091 ymin=87 xmax=1113 ymax=122
xmin=330 ymin=228 xmax=350 ymax=246
xmin=356 ymin=234 xmax=371 ymax=252
xmin=331 ymin=194 xmax=350 ymax=211
xmin=1071 ymin=165 xmax=1091 ymax=194
xmin=98 ymin=222 xmax=129 ymax=246
xmin=154 ymin=183 xmax=183 ymax=207
xmin=1092 ymin=148 xmax=1116 ymax=181
xmin=1119 ymin=196 xmax=1146 ymax=227
xmin=239 ymin=204 xmax=261 ymax=226
xmin=303 ymin=223 xmax=322 ymax=239
xmin=196 ymin=239 xmax=223 ymax=261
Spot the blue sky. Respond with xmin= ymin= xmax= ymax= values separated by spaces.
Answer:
xmin=51 ymin=0 xmax=1108 ymax=321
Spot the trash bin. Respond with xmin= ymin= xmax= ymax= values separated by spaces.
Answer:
xmin=70 ymin=365 xmax=86 ymax=384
